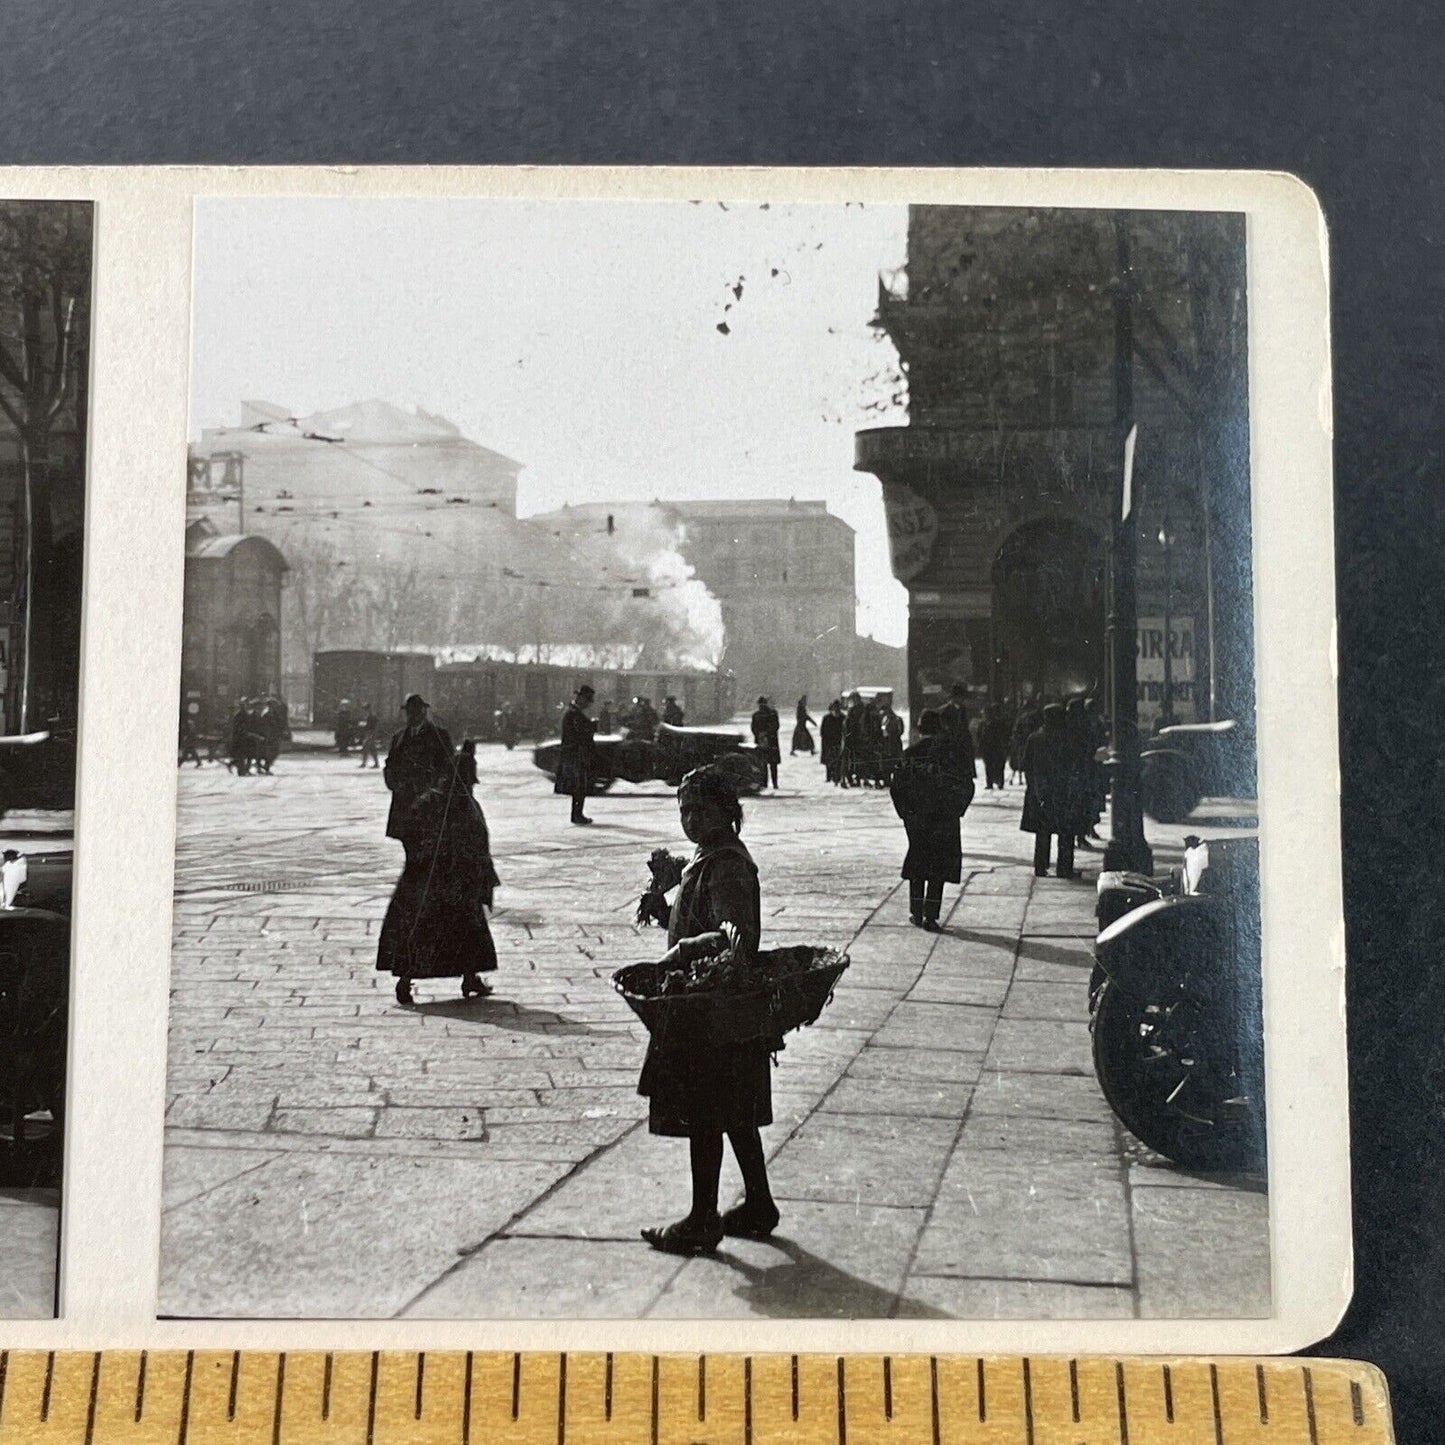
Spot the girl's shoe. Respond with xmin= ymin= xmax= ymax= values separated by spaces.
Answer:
xmin=641 ymin=1213 xmax=724 ymax=1256
xmin=721 ymin=1202 xmax=781 ymax=1240
xmin=395 ymin=978 xmax=414 ymax=1005
xmin=461 ymin=973 xmax=493 ymax=998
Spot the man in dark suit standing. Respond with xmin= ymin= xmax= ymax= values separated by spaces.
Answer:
xmin=939 ymin=682 xmax=976 ymax=781
xmin=558 ymin=684 xmax=597 ymax=825
xmin=383 ymin=694 xmax=454 ymax=862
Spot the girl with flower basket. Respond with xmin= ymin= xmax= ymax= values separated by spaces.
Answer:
xmin=632 ymin=764 xmax=781 ymax=1256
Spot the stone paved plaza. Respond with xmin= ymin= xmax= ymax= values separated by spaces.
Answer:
xmin=160 ymin=741 xmax=1269 ymax=1320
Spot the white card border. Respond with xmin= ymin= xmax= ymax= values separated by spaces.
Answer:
xmin=0 ymin=165 xmax=1346 ymax=1353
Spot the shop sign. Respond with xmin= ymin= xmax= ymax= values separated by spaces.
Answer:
xmin=881 ymin=482 xmax=939 ymax=582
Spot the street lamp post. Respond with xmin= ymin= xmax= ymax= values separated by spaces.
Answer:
xmin=1103 ymin=218 xmax=1154 ymax=876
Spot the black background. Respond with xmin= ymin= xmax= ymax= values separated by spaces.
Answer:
xmin=2 ymin=3 xmax=1440 ymax=1436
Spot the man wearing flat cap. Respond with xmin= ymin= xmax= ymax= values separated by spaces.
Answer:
xmin=558 ymin=684 xmax=598 ymax=825
xmin=383 ymin=693 xmax=455 ymax=859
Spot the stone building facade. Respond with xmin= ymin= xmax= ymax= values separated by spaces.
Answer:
xmin=855 ymin=206 xmax=1253 ymax=729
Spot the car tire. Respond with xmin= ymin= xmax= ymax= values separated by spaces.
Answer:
xmin=1091 ymin=975 xmax=1265 ymax=1173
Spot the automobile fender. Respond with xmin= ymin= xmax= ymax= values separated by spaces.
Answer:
xmin=1092 ymin=893 xmax=1229 ymax=997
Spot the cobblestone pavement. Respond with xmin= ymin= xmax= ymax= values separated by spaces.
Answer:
xmin=0 ymin=1188 xmax=58 ymax=1318
xmin=161 ymin=742 xmax=1268 ymax=1320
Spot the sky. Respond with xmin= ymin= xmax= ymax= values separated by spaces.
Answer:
xmin=190 ymin=197 xmax=912 ymax=644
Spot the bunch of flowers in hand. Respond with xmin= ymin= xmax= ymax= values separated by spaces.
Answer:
xmin=636 ymin=847 xmax=686 ymax=926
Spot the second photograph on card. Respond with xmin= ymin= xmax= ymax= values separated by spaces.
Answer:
xmin=161 ymin=192 xmax=1271 ymax=1323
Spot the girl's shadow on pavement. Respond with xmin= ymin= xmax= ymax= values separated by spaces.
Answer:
xmin=706 ymin=1235 xmax=952 ymax=1319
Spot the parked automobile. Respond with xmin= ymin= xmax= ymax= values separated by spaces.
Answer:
xmin=1090 ymin=835 xmax=1265 ymax=1172
xmin=1141 ymin=718 xmax=1256 ymax=824
xmin=533 ymin=721 xmax=768 ymax=795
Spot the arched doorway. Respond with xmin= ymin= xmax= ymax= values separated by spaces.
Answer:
xmin=991 ymin=518 xmax=1106 ymax=700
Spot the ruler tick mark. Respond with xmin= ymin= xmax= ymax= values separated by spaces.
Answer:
xmin=272 ymin=1354 xmax=286 ymax=1445
xmin=415 ymin=1353 xmax=426 ymax=1420
xmin=1163 ymin=1364 xmax=1174 ymax=1423
xmin=557 ymin=1353 xmax=567 ymax=1445
xmin=1022 ymin=1358 xmax=1034 ymax=1445
xmin=977 ymin=1358 xmax=986 ymax=1422
xmin=178 ymin=1351 xmax=195 ymax=1445
xmin=228 ymin=1350 xmax=241 ymax=1421
xmin=1115 ymin=1361 xmax=1129 ymax=1445
xmin=605 ymin=1353 xmax=614 ymax=1422
xmin=42 ymin=1351 xmax=55 ymax=1422
xmin=135 ymin=1351 xmax=149 ymax=1423
xmin=1069 ymin=1359 xmax=1079 ymax=1424
xmin=1210 ymin=1364 xmax=1223 ymax=1445
xmin=366 ymin=1352 xmax=380 ymax=1445
xmin=0 ymin=1350 xmax=7 ymax=1427
xmin=883 ymin=1356 xmax=893 ymax=1421
xmin=1256 ymin=1363 xmax=1268 ymax=1423
xmin=651 ymin=1356 xmax=660 ymax=1445
xmin=929 ymin=1357 xmax=940 ymax=1445
xmin=744 ymin=1358 xmax=753 ymax=1445
xmin=1304 ymin=1367 xmax=1319 ymax=1444
xmin=512 ymin=1352 xmax=522 ymax=1421
xmin=791 ymin=1355 xmax=799 ymax=1421
xmin=836 ymin=1357 xmax=846 ymax=1445
xmin=84 ymin=1352 xmax=101 ymax=1445
xmin=322 ymin=1354 xmax=333 ymax=1421
xmin=698 ymin=1354 xmax=706 ymax=1421
xmin=1351 ymin=1378 xmax=1365 ymax=1426
xmin=462 ymin=1354 xmax=474 ymax=1445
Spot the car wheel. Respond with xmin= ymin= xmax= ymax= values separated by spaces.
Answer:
xmin=1091 ymin=975 xmax=1265 ymax=1172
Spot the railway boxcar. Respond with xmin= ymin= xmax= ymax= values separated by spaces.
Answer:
xmin=312 ymin=650 xmax=437 ymax=728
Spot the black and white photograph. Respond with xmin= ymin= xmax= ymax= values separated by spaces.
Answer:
xmin=160 ymin=194 xmax=1269 ymax=1322
xmin=0 ymin=198 xmax=91 ymax=1318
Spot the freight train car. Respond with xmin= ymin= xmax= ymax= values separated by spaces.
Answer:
xmin=311 ymin=650 xmax=438 ymax=729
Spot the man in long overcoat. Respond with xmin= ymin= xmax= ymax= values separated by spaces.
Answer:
xmin=557 ymin=684 xmax=597 ymax=825
xmin=939 ymin=682 xmax=976 ymax=780
xmin=1021 ymin=703 xmax=1080 ymax=879
xmin=750 ymin=696 xmax=781 ymax=789
xmin=384 ymin=694 xmax=455 ymax=860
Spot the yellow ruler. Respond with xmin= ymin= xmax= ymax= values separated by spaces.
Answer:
xmin=0 ymin=1353 xmax=1391 ymax=1444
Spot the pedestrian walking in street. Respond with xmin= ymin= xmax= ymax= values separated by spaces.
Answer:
xmin=663 ymin=695 xmax=686 ymax=727
xmin=1065 ymin=696 xmax=1100 ymax=849
xmin=257 ymin=697 xmax=285 ymax=774
xmin=790 ymin=695 xmax=816 ymax=755
xmin=979 ymin=700 xmax=1011 ymax=790
xmin=359 ymin=703 xmax=382 ymax=768
xmin=227 ymin=698 xmax=258 ymax=776
xmin=557 ymin=684 xmax=598 ymax=824
xmin=1021 ymin=703 xmax=1082 ymax=880
xmin=939 ymin=682 xmax=976 ymax=783
xmin=751 ymin=696 xmax=781 ymax=789
xmin=840 ymin=692 xmax=865 ymax=787
xmin=639 ymin=764 xmax=780 ymax=1255
xmin=377 ymin=738 xmax=500 ymax=1005
xmin=178 ymin=709 xmax=202 ymax=768
xmin=1008 ymin=696 xmax=1041 ymax=785
xmin=879 ymin=695 xmax=905 ymax=785
xmin=597 ymin=700 xmax=615 ymax=736
xmin=819 ymin=699 xmax=845 ymax=784
xmin=890 ymin=709 xmax=975 ymax=930
xmin=383 ymin=694 xmax=455 ymax=862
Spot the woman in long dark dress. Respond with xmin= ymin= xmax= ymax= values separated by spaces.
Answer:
xmin=790 ymin=696 xmax=816 ymax=755
xmin=890 ymin=709 xmax=975 ymax=929
xmin=638 ymin=765 xmax=780 ymax=1256
xmin=377 ymin=740 xmax=500 ymax=1004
